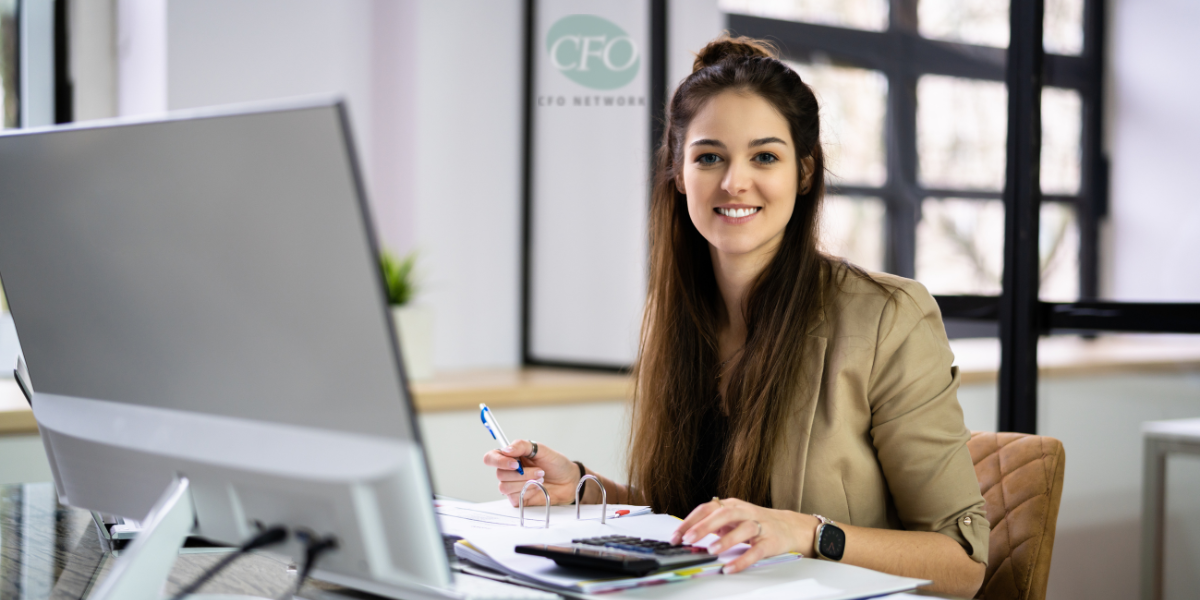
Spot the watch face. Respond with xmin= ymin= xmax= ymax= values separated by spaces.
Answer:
xmin=819 ymin=524 xmax=846 ymax=561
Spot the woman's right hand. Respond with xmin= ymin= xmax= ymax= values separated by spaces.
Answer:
xmin=482 ymin=440 xmax=580 ymax=507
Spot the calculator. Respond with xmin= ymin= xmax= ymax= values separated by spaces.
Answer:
xmin=514 ymin=535 xmax=718 ymax=576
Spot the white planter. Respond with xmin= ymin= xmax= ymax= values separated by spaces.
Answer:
xmin=391 ymin=304 xmax=434 ymax=381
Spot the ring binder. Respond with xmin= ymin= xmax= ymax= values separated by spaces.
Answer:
xmin=519 ymin=480 xmax=550 ymax=528
xmin=575 ymin=474 xmax=607 ymax=524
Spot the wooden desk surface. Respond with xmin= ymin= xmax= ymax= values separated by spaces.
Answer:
xmin=3 ymin=334 xmax=1199 ymax=437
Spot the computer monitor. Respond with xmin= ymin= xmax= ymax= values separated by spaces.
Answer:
xmin=0 ymin=99 xmax=456 ymax=598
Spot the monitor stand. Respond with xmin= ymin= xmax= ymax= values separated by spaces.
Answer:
xmin=88 ymin=476 xmax=271 ymax=600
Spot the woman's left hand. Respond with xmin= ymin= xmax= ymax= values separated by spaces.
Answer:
xmin=670 ymin=497 xmax=820 ymax=574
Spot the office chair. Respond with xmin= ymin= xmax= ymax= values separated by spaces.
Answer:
xmin=968 ymin=431 xmax=1066 ymax=600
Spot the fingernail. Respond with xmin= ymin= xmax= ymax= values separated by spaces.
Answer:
xmin=503 ymin=445 xmax=513 ymax=453
xmin=537 ymin=476 xmax=545 ymax=483
xmin=682 ymin=533 xmax=695 ymax=544
xmin=510 ymin=462 xmax=520 ymax=469
xmin=708 ymin=544 xmax=721 ymax=555
xmin=537 ymin=470 xmax=545 ymax=477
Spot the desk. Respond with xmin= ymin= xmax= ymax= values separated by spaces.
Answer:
xmin=0 ymin=481 xmax=972 ymax=600
xmin=0 ymin=482 xmax=344 ymax=599
xmin=1140 ymin=418 xmax=1200 ymax=600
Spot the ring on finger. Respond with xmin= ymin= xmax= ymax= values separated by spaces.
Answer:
xmin=529 ymin=441 xmax=539 ymax=459
xmin=752 ymin=520 xmax=762 ymax=539
xmin=712 ymin=496 xmax=724 ymax=509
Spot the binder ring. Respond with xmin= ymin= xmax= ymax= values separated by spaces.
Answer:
xmin=575 ymin=474 xmax=608 ymax=524
xmin=519 ymin=480 xmax=550 ymax=528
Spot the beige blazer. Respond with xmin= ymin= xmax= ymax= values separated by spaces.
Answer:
xmin=769 ymin=265 xmax=989 ymax=565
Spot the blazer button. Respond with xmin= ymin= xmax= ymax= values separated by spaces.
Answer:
xmin=963 ymin=516 xmax=972 ymax=525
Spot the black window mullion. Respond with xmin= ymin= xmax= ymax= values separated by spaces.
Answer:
xmin=884 ymin=66 xmax=919 ymax=279
xmin=998 ymin=0 xmax=1046 ymax=434
xmin=884 ymin=0 xmax=918 ymax=279
xmin=729 ymin=15 xmax=893 ymax=70
xmin=1077 ymin=0 xmax=1107 ymax=301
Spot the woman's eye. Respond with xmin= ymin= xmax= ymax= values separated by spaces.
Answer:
xmin=697 ymin=153 xmax=722 ymax=165
xmin=754 ymin=153 xmax=779 ymax=165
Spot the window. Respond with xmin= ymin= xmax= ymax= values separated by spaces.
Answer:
xmin=723 ymin=0 xmax=1098 ymax=306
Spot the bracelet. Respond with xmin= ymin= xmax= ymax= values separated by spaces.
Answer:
xmin=813 ymin=514 xmax=830 ymax=557
xmin=572 ymin=461 xmax=586 ymax=504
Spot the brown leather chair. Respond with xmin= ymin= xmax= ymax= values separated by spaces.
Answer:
xmin=968 ymin=432 xmax=1066 ymax=600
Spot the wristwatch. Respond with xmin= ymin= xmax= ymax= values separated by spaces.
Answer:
xmin=812 ymin=514 xmax=845 ymax=561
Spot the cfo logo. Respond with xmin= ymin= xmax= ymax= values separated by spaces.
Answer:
xmin=546 ymin=15 xmax=640 ymax=90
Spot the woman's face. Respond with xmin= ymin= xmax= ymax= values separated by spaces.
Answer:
xmin=677 ymin=91 xmax=806 ymax=263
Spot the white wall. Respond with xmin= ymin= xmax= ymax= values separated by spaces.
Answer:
xmin=667 ymin=0 xmax=722 ymax=92
xmin=117 ymin=0 xmax=166 ymax=117
xmin=1106 ymin=0 xmax=1200 ymax=301
xmin=166 ymin=0 xmax=379 ymax=231
xmin=413 ymin=0 xmax=524 ymax=370
xmin=150 ymin=0 xmax=523 ymax=370
xmin=419 ymin=400 xmax=630 ymax=503
xmin=70 ymin=0 xmax=118 ymax=121
xmin=0 ymin=435 xmax=53 ymax=486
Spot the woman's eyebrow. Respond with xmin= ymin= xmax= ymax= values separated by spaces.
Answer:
xmin=690 ymin=138 xmax=724 ymax=148
xmin=749 ymin=137 xmax=788 ymax=147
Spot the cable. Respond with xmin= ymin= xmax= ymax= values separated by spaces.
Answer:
xmin=170 ymin=525 xmax=288 ymax=600
xmin=279 ymin=530 xmax=339 ymax=600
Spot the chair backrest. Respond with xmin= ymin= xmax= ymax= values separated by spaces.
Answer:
xmin=968 ymin=431 xmax=1066 ymax=600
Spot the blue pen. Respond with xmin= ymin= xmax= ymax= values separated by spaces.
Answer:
xmin=480 ymin=403 xmax=524 ymax=475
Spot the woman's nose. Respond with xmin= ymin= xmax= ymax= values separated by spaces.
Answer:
xmin=721 ymin=162 xmax=750 ymax=197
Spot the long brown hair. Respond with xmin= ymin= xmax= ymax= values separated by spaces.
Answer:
xmin=628 ymin=35 xmax=837 ymax=517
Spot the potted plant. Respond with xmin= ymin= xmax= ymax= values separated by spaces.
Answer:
xmin=381 ymin=250 xmax=433 ymax=380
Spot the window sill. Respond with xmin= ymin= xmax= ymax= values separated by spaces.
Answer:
xmin=951 ymin=334 xmax=1200 ymax=385
xmin=0 ymin=367 xmax=633 ymax=435
xmin=4 ymin=334 xmax=1198 ymax=435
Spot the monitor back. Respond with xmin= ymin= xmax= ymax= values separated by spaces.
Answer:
xmin=0 ymin=100 xmax=415 ymax=441
xmin=0 ymin=100 xmax=455 ymax=593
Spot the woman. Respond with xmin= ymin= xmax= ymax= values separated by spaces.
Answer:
xmin=483 ymin=36 xmax=988 ymax=597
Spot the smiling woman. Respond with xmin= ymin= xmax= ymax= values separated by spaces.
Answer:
xmin=485 ymin=35 xmax=989 ymax=597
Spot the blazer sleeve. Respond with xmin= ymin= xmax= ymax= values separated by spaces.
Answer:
xmin=867 ymin=279 xmax=990 ymax=565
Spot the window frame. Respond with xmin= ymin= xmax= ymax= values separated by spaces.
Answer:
xmin=726 ymin=0 xmax=1103 ymax=296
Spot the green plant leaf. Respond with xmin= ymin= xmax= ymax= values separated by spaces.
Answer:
xmin=380 ymin=249 xmax=419 ymax=306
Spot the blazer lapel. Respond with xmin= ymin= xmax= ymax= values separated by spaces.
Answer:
xmin=770 ymin=308 xmax=829 ymax=511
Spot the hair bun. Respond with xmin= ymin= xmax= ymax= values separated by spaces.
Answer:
xmin=692 ymin=35 xmax=778 ymax=72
